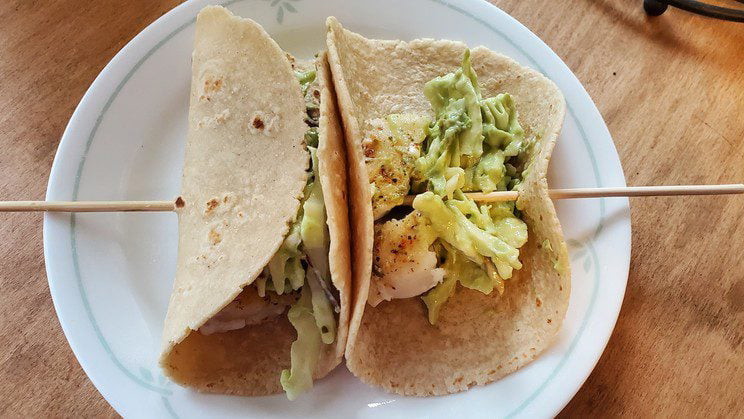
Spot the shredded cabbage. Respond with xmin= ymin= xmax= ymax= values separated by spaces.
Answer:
xmin=422 ymin=243 xmax=504 ymax=324
xmin=280 ymin=286 xmax=322 ymax=400
xmin=267 ymin=222 xmax=304 ymax=294
xmin=301 ymin=147 xmax=330 ymax=282
xmin=411 ymin=50 xmax=530 ymax=323
xmin=413 ymin=191 xmax=523 ymax=270
xmin=307 ymin=269 xmax=336 ymax=344
xmin=421 ymin=273 xmax=457 ymax=325
xmin=278 ymin=103 xmax=337 ymax=398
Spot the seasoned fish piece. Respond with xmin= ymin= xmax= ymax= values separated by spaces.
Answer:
xmin=362 ymin=115 xmax=427 ymax=219
xmin=368 ymin=211 xmax=444 ymax=306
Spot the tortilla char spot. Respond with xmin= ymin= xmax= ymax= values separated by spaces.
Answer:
xmin=203 ymin=76 xmax=223 ymax=93
xmin=214 ymin=109 xmax=229 ymax=124
xmin=285 ymin=52 xmax=296 ymax=68
xmin=175 ymin=196 xmax=185 ymax=208
xmin=205 ymin=198 xmax=219 ymax=213
xmin=252 ymin=116 xmax=264 ymax=130
xmin=536 ymin=297 xmax=542 ymax=307
xmin=209 ymin=229 xmax=222 ymax=245
xmin=547 ymin=318 xmax=552 ymax=324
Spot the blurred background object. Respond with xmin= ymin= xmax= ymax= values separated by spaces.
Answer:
xmin=644 ymin=0 xmax=744 ymax=21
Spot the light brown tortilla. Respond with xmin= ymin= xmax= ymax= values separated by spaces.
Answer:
xmin=316 ymin=51 xmax=352 ymax=367
xmin=159 ymin=6 xmax=350 ymax=396
xmin=326 ymin=17 xmax=570 ymax=396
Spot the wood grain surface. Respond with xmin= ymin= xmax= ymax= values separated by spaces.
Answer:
xmin=0 ymin=0 xmax=741 ymax=416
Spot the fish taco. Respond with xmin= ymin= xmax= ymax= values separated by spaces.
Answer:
xmin=326 ymin=17 xmax=569 ymax=396
xmin=160 ymin=6 xmax=350 ymax=400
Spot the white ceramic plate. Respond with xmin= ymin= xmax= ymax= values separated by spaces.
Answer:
xmin=43 ymin=0 xmax=631 ymax=417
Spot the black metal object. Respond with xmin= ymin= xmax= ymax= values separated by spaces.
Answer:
xmin=643 ymin=0 xmax=744 ymax=22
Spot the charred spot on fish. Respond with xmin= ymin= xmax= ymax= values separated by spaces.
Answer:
xmin=379 ymin=165 xmax=389 ymax=178
xmin=175 ymin=196 xmax=185 ymax=208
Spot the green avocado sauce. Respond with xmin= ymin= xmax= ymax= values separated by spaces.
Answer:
xmin=369 ymin=50 xmax=531 ymax=324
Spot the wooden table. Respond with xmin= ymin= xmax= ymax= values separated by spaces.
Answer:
xmin=1 ymin=0 xmax=742 ymax=416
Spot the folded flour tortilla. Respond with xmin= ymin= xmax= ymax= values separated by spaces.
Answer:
xmin=159 ymin=6 xmax=350 ymax=396
xmin=326 ymin=17 xmax=570 ymax=396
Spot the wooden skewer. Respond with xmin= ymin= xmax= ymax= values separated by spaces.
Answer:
xmin=489 ymin=184 xmax=744 ymax=202
xmin=0 ymin=200 xmax=175 ymax=212
xmin=1 ymin=184 xmax=742 ymax=212
xmin=403 ymin=184 xmax=744 ymax=205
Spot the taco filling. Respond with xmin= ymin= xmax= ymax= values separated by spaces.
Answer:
xmin=365 ymin=51 xmax=530 ymax=324
xmin=198 ymin=61 xmax=338 ymax=400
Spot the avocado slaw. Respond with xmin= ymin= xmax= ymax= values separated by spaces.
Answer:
xmin=274 ymin=66 xmax=336 ymax=399
xmin=367 ymin=50 xmax=530 ymax=324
